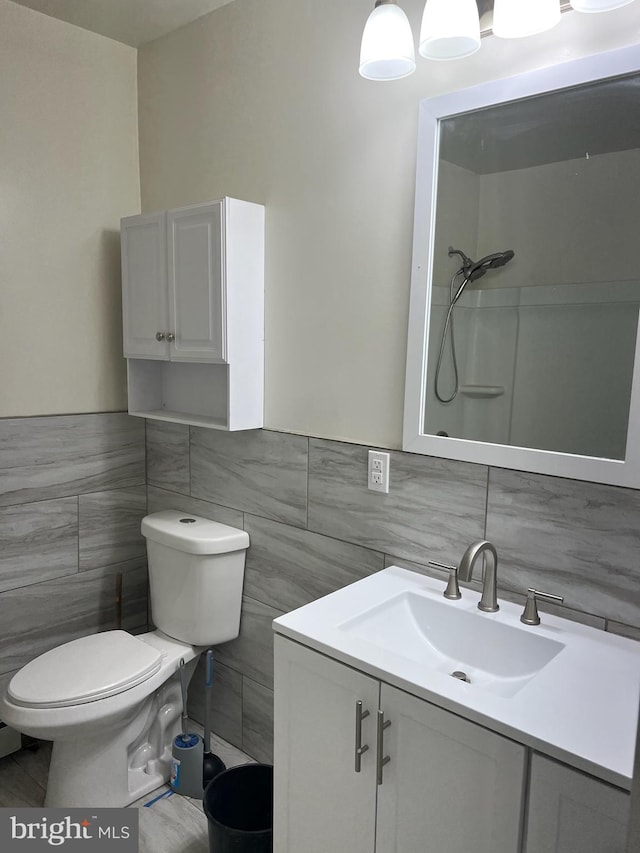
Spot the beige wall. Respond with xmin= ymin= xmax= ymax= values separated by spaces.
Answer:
xmin=0 ymin=0 xmax=139 ymax=417
xmin=139 ymin=1 xmax=638 ymax=449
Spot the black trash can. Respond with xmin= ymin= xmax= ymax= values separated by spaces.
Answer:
xmin=203 ymin=763 xmax=273 ymax=853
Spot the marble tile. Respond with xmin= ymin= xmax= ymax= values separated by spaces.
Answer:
xmin=214 ymin=596 xmax=282 ymax=691
xmin=79 ymin=487 xmax=147 ymax=571
xmin=384 ymin=553 xmax=449 ymax=580
xmin=486 ymin=468 xmax=640 ymax=627
xmin=534 ymin=600 xmax=606 ymax=630
xmin=606 ymin=620 xmax=640 ymax=643
xmin=0 ymin=562 xmax=148 ymax=675
xmin=130 ymin=784 xmax=171 ymax=809
xmin=10 ymin=739 xmax=52 ymax=791
xmin=0 ymin=753 xmax=46 ymax=807
xmin=242 ymin=677 xmax=273 ymax=765
xmin=188 ymin=659 xmax=243 ymax=749
xmin=308 ymin=439 xmax=487 ymax=564
xmin=147 ymin=486 xmax=243 ymax=529
xmin=0 ymin=498 xmax=78 ymax=592
xmin=244 ymin=514 xmax=384 ymax=612
xmin=0 ymin=670 xmax=17 ymax=696
xmin=209 ymin=731 xmax=255 ymax=769
xmin=146 ymin=421 xmax=190 ymax=494
xmin=0 ymin=414 xmax=145 ymax=507
xmin=135 ymin=785 xmax=208 ymax=853
xmin=191 ymin=429 xmax=308 ymax=527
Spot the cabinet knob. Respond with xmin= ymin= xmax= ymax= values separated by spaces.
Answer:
xmin=155 ymin=332 xmax=165 ymax=342
xmin=167 ymin=332 xmax=175 ymax=342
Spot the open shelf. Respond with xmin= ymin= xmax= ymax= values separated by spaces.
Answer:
xmin=459 ymin=385 xmax=505 ymax=399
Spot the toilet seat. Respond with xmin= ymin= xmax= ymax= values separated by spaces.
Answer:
xmin=8 ymin=631 xmax=163 ymax=709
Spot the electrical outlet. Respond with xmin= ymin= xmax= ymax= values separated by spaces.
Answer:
xmin=368 ymin=450 xmax=390 ymax=494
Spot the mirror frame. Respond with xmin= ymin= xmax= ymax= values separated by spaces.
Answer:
xmin=403 ymin=45 xmax=640 ymax=488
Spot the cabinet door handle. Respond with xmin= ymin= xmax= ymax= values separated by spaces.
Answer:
xmin=376 ymin=710 xmax=391 ymax=785
xmin=155 ymin=331 xmax=165 ymax=342
xmin=167 ymin=332 xmax=175 ymax=342
xmin=354 ymin=700 xmax=370 ymax=773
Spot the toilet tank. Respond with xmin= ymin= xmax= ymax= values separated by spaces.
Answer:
xmin=141 ymin=510 xmax=250 ymax=646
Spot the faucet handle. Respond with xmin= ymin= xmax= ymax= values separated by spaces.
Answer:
xmin=427 ymin=561 xmax=462 ymax=600
xmin=520 ymin=588 xmax=564 ymax=625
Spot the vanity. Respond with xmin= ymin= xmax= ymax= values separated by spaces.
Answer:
xmin=273 ymin=566 xmax=639 ymax=852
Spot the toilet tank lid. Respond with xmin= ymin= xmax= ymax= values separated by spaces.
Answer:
xmin=141 ymin=510 xmax=250 ymax=555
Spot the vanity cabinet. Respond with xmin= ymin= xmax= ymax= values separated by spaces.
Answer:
xmin=274 ymin=636 xmax=379 ymax=853
xmin=524 ymin=754 xmax=630 ymax=853
xmin=274 ymin=636 xmax=526 ymax=853
xmin=120 ymin=198 xmax=264 ymax=430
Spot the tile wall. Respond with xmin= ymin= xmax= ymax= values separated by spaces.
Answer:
xmin=147 ymin=422 xmax=640 ymax=764
xmin=0 ymin=413 xmax=148 ymax=690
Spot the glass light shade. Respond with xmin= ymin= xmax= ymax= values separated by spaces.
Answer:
xmin=359 ymin=2 xmax=416 ymax=81
xmin=492 ymin=0 xmax=561 ymax=38
xmin=419 ymin=0 xmax=481 ymax=60
xmin=570 ymin=0 xmax=634 ymax=10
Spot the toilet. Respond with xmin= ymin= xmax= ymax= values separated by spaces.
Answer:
xmin=0 ymin=510 xmax=249 ymax=808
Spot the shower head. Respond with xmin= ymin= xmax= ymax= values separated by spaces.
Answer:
xmin=468 ymin=249 xmax=515 ymax=281
xmin=449 ymin=247 xmax=515 ymax=305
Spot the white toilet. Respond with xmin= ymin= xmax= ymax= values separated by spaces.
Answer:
xmin=0 ymin=510 xmax=249 ymax=808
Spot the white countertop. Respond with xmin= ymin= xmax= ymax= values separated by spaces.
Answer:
xmin=273 ymin=566 xmax=640 ymax=790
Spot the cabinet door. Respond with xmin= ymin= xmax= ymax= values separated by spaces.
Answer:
xmin=167 ymin=202 xmax=225 ymax=362
xmin=273 ymin=636 xmax=379 ymax=853
xmin=121 ymin=212 xmax=169 ymax=359
xmin=525 ymin=753 xmax=629 ymax=853
xmin=376 ymin=683 xmax=525 ymax=853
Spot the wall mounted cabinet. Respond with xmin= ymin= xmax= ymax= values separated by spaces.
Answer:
xmin=121 ymin=198 xmax=264 ymax=430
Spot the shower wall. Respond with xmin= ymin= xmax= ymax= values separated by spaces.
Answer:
xmin=427 ymin=149 xmax=640 ymax=452
xmin=478 ymin=149 xmax=640 ymax=289
xmin=427 ymin=283 xmax=639 ymax=458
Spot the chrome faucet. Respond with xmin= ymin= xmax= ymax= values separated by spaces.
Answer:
xmin=457 ymin=540 xmax=499 ymax=613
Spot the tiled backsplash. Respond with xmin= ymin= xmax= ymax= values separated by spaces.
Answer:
xmin=147 ymin=422 xmax=640 ymax=764
xmin=2 ymin=414 xmax=639 ymax=765
xmin=0 ymin=413 xmax=148 ymax=686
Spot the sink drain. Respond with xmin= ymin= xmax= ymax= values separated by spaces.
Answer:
xmin=451 ymin=670 xmax=471 ymax=683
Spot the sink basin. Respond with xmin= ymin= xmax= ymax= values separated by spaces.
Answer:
xmin=339 ymin=590 xmax=565 ymax=697
xmin=274 ymin=565 xmax=640 ymax=786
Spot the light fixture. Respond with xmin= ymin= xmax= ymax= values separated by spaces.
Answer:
xmin=419 ymin=0 xmax=481 ymax=60
xmin=359 ymin=0 xmax=416 ymax=81
xmin=492 ymin=0 xmax=561 ymax=38
xmin=358 ymin=0 xmax=638 ymax=79
xmin=570 ymin=0 xmax=634 ymax=10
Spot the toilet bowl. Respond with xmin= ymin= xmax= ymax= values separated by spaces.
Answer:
xmin=0 ymin=510 xmax=249 ymax=808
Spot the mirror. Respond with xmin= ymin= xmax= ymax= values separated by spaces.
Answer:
xmin=403 ymin=45 xmax=640 ymax=488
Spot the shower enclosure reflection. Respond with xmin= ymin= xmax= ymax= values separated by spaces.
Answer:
xmin=424 ymin=69 xmax=640 ymax=461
